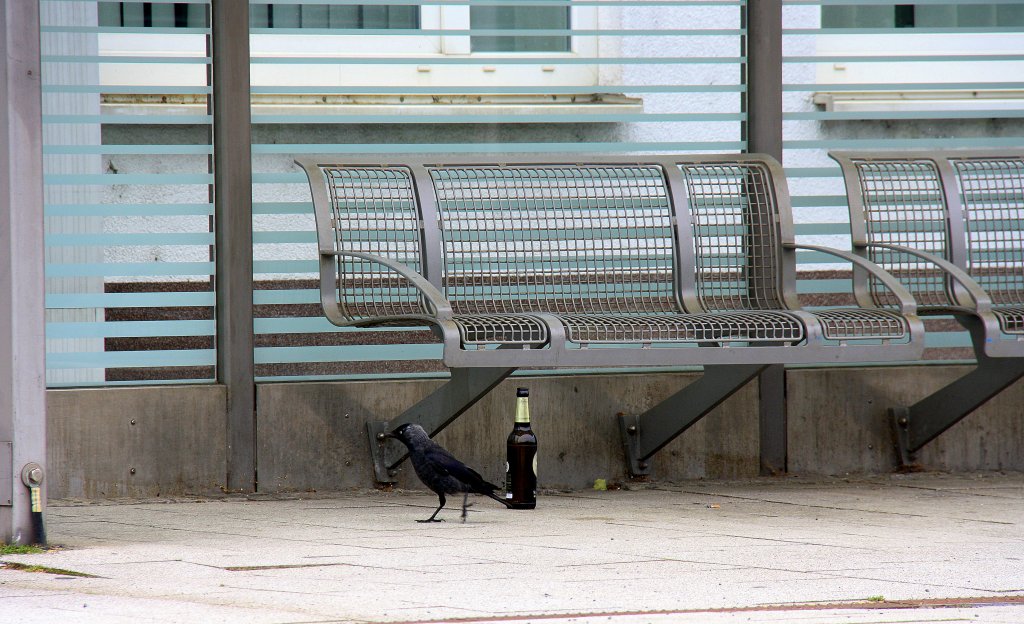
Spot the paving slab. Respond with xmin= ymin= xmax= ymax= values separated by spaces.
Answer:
xmin=2 ymin=472 xmax=1023 ymax=623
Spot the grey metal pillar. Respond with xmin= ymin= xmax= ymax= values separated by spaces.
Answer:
xmin=1 ymin=0 xmax=47 ymax=543
xmin=211 ymin=1 xmax=256 ymax=492
xmin=744 ymin=0 xmax=787 ymax=475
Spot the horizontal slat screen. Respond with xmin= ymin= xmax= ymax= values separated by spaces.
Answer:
xmin=42 ymin=0 xmax=215 ymax=386
xmin=783 ymin=0 xmax=1024 ymax=365
xmin=41 ymin=1 xmax=1022 ymax=387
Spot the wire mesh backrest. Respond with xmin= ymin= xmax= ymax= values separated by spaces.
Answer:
xmin=323 ymin=167 xmax=428 ymax=320
xmin=429 ymin=165 xmax=679 ymax=315
xmin=679 ymin=163 xmax=784 ymax=312
xmin=952 ymin=158 xmax=1024 ymax=307
xmin=849 ymin=159 xmax=956 ymax=308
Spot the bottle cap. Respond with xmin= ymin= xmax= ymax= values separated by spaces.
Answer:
xmin=517 ymin=387 xmax=529 ymax=397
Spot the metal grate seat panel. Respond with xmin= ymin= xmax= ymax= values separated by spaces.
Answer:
xmin=954 ymin=158 xmax=1024 ymax=310
xmin=993 ymin=307 xmax=1024 ymax=335
xmin=811 ymin=308 xmax=909 ymax=341
xmin=323 ymin=166 xmax=428 ymax=321
xmin=853 ymin=159 xmax=955 ymax=309
xmin=557 ymin=311 xmax=805 ymax=344
xmin=679 ymin=162 xmax=785 ymax=312
xmin=453 ymin=314 xmax=549 ymax=346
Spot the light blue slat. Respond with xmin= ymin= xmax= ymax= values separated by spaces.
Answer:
xmin=47 ymin=379 xmax=216 ymax=388
xmin=254 ymin=317 xmax=426 ymax=334
xmin=787 ymin=27 xmax=1024 ymax=35
xmin=42 ymin=55 xmax=210 ymax=64
xmin=44 ymin=173 xmax=213 ymax=185
xmin=250 ymin=85 xmax=745 ymax=95
xmin=252 ymin=141 xmax=748 ymax=159
xmin=45 ymin=203 xmax=213 ymax=217
xmin=47 ymin=320 xmax=215 ymax=339
xmin=46 ymin=232 xmax=213 ymax=246
xmin=253 ymin=113 xmax=746 ymax=124
xmin=254 ymin=289 xmax=319 ymax=305
xmin=46 ymin=262 xmax=214 ymax=277
xmin=47 ymin=349 xmax=215 ymax=369
xmin=255 ymin=344 xmax=442 ymax=364
xmin=787 ymin=110 xmax=1024 ymax=121
xmin=260 ymin=0 xmax=741 ymax=6
xmin=42 ymin=85 xmax=212 ymax=94
xmin=252 ymin=56 xmax=743 ymax=65
xmin=795 ymin=279 xmax=852 ymax=294
xmin=784 ymin=82 xmax=1024 ymax=92
xmin=254 ymin=232 xmax=316 ymax=244
xmin=254 ymin=260 xmax=318 ymax=274
xmin=44 ymin=115 xmax=212 ymax=125
xmin=46 ymin=291 xmax=215 ymax=309
xmin=792 ymin=195 xmax=847 ymax=207
xmin=41 ymin=26 xmax=210 ymax=34
xmin=249 ymin=28 xmax=745 ymax=36
xmin=785 ymin=54 xmax=1024 ymax=63
xmin=254 ymin=202 xmax=312 ymax=215
xmin=44 ymin=145 xmax=213 ymax=155
xmin=784 ymin=138 xmax=1024 ymax=149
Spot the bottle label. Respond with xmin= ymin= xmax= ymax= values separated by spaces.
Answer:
xmin=515 ymin=397 xmax=530 ymax=423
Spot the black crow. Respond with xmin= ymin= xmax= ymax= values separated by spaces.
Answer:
xmin=384 ymin=423 xmax=511 ymax=522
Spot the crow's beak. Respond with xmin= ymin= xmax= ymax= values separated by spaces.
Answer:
xmin=381 ymin=431 xmax=397 ymax=440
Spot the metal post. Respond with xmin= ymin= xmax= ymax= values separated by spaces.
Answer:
xmin=744 ymin=0 xmax=787 ymax=475
xmin=211 ymin=1 xmax=256 ymax=492
xmin=1 ymin=0 xmax=47 ymax=543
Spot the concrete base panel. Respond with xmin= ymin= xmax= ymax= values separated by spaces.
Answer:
xmin=47 ymin=385 xmax=227 ymax=499
xmin=255 ymin=373 xmax=760 ymax=493
xmin=41 ymin=366 xmax=1024 ymax=499
xmin=788 ymin=366 xmax=1024 ymax=474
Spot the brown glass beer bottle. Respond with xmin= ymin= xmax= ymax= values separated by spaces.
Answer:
xmin=505 ymin=387 xmax=537 ymax=509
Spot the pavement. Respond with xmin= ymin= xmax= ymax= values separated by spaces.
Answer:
xmin=1 ymin=472 xmax=1023 ymax=624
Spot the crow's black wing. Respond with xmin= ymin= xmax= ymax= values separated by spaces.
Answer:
xmin=423 ymin=445 xmax=501 ymax=493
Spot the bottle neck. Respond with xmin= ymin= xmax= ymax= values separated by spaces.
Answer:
xmin=514 ymin=396 xmax=530 ymax=424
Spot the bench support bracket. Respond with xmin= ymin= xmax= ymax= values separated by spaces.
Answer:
xmin=368 ymin=366 xmax=516 ymax=483
xmin=619 ymin=364 xmax=769 ymax=477
xmin=892 ymin=316 xmax=1024 ymax=466
xmin=891 ymin=355 xmax=1024 ymax=467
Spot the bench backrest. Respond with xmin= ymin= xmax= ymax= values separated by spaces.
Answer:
xmin=428 ymin=164 xmax=679 ymax=316
xmin=831 ymin=150 xmax=1024 ymax=309
xmin=297 ymin=155 xmax=799 ymax=322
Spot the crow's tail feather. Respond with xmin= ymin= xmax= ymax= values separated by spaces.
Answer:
xmin=485 ymin=490 xmax=513 ymax=508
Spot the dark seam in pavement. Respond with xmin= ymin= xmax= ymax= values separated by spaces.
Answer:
xmin=386 ymin=595 xmax=1024 ymax=623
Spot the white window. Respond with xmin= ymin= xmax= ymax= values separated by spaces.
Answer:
xmin=814 ymin=3 xmax=1024 ymax=113
xmin=97 ymin=2 xmax=612 ymax=110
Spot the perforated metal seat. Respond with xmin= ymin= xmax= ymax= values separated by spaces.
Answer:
xmin=810 ymin=308 xmax=909 ymax=341
xmin=557 ymin=311 xmax=805 ymax=344
xmin=994 ymin=307 xmax=1024 ymax=335
xmin=452 ymin=314 xmax=548 ymax=346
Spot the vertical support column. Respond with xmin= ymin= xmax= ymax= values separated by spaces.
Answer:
xmin=211 ymin=1 xmax=256 ymax=492
xmin=1 ymin=0 xmax=47 ymax=543
xmin=744 ymin=0 xmax=787 ymax=475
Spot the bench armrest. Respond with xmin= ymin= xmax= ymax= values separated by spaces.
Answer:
xmin=860 ymin=242 xmax=992 ymax=314
xmin=322 ymin=249 xmax=454 ymax=320
xmin=784 ymin=242 xmax=918 ymax=315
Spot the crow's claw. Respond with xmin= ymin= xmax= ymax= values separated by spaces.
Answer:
xmin=416 ymin=518 xmax=445 ymax=523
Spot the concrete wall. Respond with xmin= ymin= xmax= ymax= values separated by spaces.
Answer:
xmin=47 ymin=385 xmax=226 ymax=499
xmin=43 ymin=366 xmax=1024 ymax=499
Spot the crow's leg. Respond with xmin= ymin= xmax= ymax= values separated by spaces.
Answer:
xmin=460 ymin=493 xmax=475 ymax=523
xmin=418 ymin=493 xmax=446 ymax=523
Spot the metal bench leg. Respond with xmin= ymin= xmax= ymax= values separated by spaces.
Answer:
xmin=891 ymin=355 xmax=1024 ymax=467
xmin=891 ymin=317 xmax=1024 ymax=467
xmin=367 ymin=366 xmax=516 ymax=483
xmin=618 ymin=364 xmax=768 ymax=477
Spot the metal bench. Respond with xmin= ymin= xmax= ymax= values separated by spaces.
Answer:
xmin=297 ymin=154 xmax=925 ymax=481
xmin=830 ymin=149 xmax=1024 ymax=465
